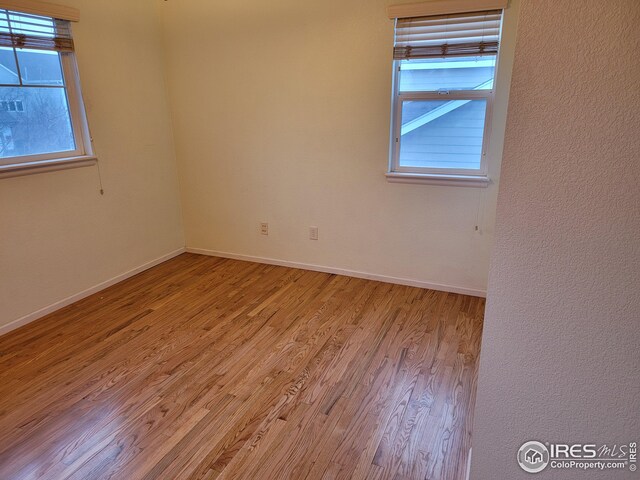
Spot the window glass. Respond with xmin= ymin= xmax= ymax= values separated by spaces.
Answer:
xmin=398 ymin=99 xmax=487 ymax=170
xmin=0 ymin=86 xmax=75 ymax=159
xmin=399 ymin=56 xmax=496 ymax=92
xmin=16 ymin=49 xmax=65 ymax=86
xmin=0 ymin=47 xmax=20 ymax=85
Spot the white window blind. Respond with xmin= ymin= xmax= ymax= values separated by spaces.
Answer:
xmin=394 ymin=10 xmax=502 ymax=60
xmin=0 ymin=9 xmax=74 ymax=52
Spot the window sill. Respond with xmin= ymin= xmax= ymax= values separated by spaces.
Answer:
xmin=0 ymin=156 xmax=98 ymax=179
xmin=385 ymin=172 xmax=490 ymax=187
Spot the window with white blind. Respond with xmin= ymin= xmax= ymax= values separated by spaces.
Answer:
xmin=387 ymin=8 xmax=504 ymax=186
xmin=0 ymin=7 xmax=93 ymax=175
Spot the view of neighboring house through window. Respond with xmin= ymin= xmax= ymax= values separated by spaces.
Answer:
xmin=389 ymin=10 xmax=503 ymax=180
xmin=0 ymin=9 xmax=90 ymax=166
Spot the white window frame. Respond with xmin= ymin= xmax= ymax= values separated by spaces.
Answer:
xmin=387 ymin=59 xmax=497 ymax=187
xmin=0 ymin=37 xmax=95 ymax=177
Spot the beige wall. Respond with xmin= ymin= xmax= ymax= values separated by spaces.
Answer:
xmin=159 ymin=0 xmax=519 ymax=296
xmin=0 ymin=0 xmax=185 ymax=330
xmin=471 ymin=1 xmax=640 ymax=478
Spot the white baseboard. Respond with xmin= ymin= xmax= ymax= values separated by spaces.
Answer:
xmin=0 ymin=247 xmax=186 ymax=337
xmin=186 ymin=248 xmax=486 ymax=298
xmin=1 ymin=246 xmax=485 ymax=338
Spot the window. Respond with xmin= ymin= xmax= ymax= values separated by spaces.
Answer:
xmin=1 ymin=100 xmax=24 ymax=111
xmin=0 ymin=8 xmax=93 ymax=174
xmin=387 ymin=9 xmax=503 ymax=186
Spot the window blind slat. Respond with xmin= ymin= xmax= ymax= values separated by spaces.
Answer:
xmin=394 ymin=10 xmax=502 ymax=60
xmin=397 ymin=31 xmax=502 ymax=44
xmin=0 ymin=9 xmax=73 ymax=52
xmin=397 ymin=23 xmax=501 ymax=35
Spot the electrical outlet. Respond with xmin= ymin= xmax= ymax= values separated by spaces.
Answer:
xmin=260 ymin=222 xmax=269 ymax=236
xmin=309 ymin=226 xmax=319 ymax=241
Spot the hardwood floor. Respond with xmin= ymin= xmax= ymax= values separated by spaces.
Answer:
xmin=0 ymin=253 xmax=484 ymax=480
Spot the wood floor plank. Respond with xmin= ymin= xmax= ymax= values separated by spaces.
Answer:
xmin=0 ymin=253 xmax=484 ymax=480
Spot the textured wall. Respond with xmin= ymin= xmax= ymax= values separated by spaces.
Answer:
xmin=470 ymin=1 xmax=640 ymax=478
xmin=0 ymin=0 xmax=185 ymax=329
xmin=158 ymin=0 xmax=520 ymax=295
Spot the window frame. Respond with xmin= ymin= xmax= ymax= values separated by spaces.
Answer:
xmin=0 ymin=12 xmax=94 ymax=177
xmin=388 ymin=58 xmax=497 ymax=185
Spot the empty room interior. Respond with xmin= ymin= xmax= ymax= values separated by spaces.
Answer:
xmin=0 ymin=0 xmax=638 ymax=479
